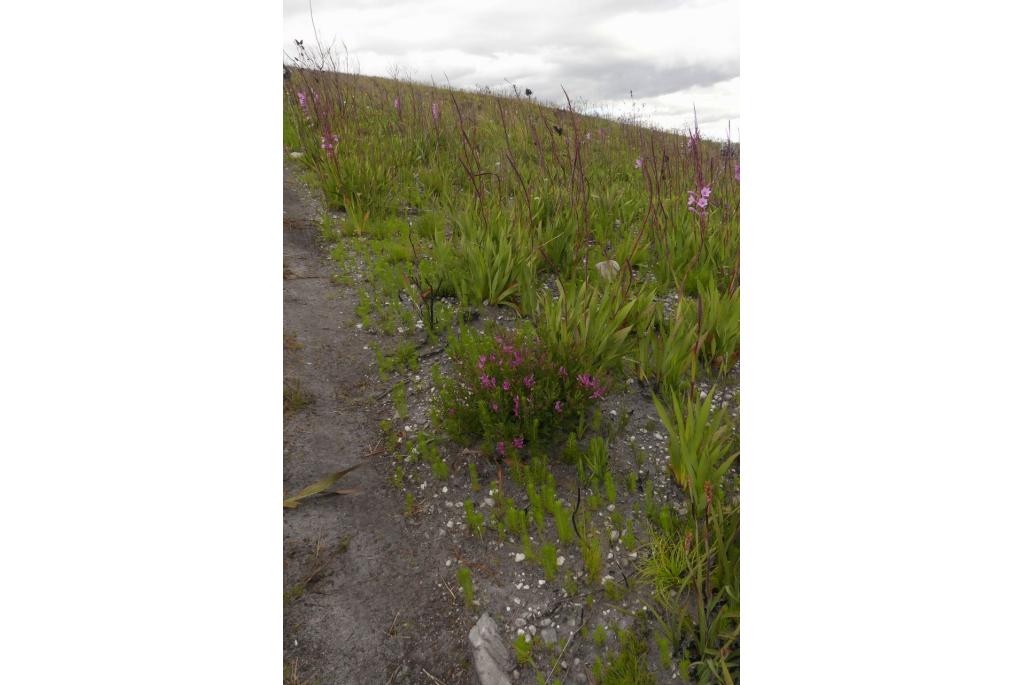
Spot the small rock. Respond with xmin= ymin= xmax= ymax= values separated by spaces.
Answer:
xmin=595 ymin=260 xmax=620 ymax=281
xmin=540 ymin=627 xmax=557 ymax=645
xmin=514 ymin=553 xmax=526 ymax=562
xmin=469 ymin=614 xmax=513 ymax=685
xmin=556 ymin=556 xmax=565 ymax=567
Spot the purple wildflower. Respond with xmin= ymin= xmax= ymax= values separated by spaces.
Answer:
xmin=523 ymin=374 xmax=535 ymax=389
xmin=393 ymin=97 xmax=401 ymax=112
xmin=513 ymin=396 xmax=520 ymax=418
xmin=320 ymin=133 xmax=339 ymax=155
xmin=513 ymin=437 xmax=525 ymax=449
xmin=701 ymin=185 xmax=712 ymax=198
xmin=431 ymin=101 xmax=440 ymax=123
xmin=734 ymin=162 xmax=740 ymax=182
xmin=496 ymin=441 xmax=505 ymax=456
xmin=635 ymin=157 xmax=643 ymax=169
xmin=696 ymin=196 xmax=708 ymax=209
xmin=502 ymin=379 xmax=511 ymax=392
xmin=554 ymin=400 xmax=563 ymax=414
xmin=577 ymin=373 xmax=595 ymax=388
xmin=491 ymin=402 xmax=499 ymax=412
xmin=559 ymin=366 xmax=568 ymax=379
xmin=478 ymin=355 xmax=488 ymax=370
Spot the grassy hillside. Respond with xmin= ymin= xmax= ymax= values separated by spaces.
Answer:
xmin=284 ymin=62 xmax=740 ymax=684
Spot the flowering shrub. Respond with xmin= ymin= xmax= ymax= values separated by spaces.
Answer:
xmin=434 ymin=326 xmax=609 ymax=457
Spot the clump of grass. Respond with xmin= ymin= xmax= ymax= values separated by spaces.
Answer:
xmin=391 ymin=381 xmax=408 ymax=419
xmin=581 ymin=532 xmax=603 ymax=585
xmin=591 ymin=627 xmax=655 ymax=685
xmin=464 ymin=500 xmax=484 ymax=537
xmin=552 ymin=501 xmax=575 ymax=545
xmin=468 ymin=462 xmax=481 ymax=491
xmin=513 ymin=633 xmax=533 ymax=666
xmin=283 ymin=378 xmax=314 ymax=414
xmin=540 ymin=543 xmax=559 ymax=581
xmin=456 ymin=566 xmax=475 ymax=608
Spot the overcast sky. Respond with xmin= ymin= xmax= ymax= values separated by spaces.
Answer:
xmin=283 ymin=0 xmax=738 ymax=140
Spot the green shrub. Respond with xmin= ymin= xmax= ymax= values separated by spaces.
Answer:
xmin=434 ymin=326 xmax=609 ymax=453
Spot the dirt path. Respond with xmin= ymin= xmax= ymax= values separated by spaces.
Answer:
xmin=283 ymin=162 xmax=474 ymax=685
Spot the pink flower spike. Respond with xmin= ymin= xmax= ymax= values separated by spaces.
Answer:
xmin=478 ymin=355 xmax=487 ymax=369
xmin=523 ymin=374 xmax=535 ymax=389
xmin=558 ymin=366 xmax=568 ymax=379
xmin=696 ymin=197 xmax=708 ymax=209
xmin=502 ymin=379 xmax=511 ymax=392
xmin=635 ymin=157 xmax=643 ymax=169
xmin=554 ymin=400 xmax=563 ymax=413
xmin=687 ymin=192 xmax=696 ymax=206
xmin=431 ymin=101 xmax=440 ymax=123
xmin=513 ymin=396 xmax=520 ymax=418
xmin=496 ymin=441 xmax=505 ymax=456
xmin=513 ymin=437 xmax=525 ymax=449
xmin=701 ymin=186 xmax=712 ymax=198
xmin=491 ymin=402 xmax=499 ymax=412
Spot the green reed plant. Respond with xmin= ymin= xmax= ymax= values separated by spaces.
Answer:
xmin=654 ymin=388 xmax=738 ymax=512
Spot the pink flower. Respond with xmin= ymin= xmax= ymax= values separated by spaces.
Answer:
xmin=491 ymin=402 xmax=499 ymax=412
xmin=319 ymin=133 xmax=339 ymax=154
xmin=701 ymin=185 xmax=712 ymax=198
xmin=502 ymin=379 xmax=511 ymax=392
xmin=477 ymin=355 xmax=487 ymax=370
xmin=523 ymin=374 xmax=535 ymax=389
xmin=733 ymin=162 xmax=740 ymax=182
xmin=496 ymin=441 xmax=505 ymax=456
xmin=635 ymin=157 xmax=643 ymax=169
xmin=577 ymin=373 xmax=595 ymax=388
xmin=393 ymin=97 xmax=401 ymax=112
xmin=431 ymin=101 xmax=440 ymax=123
xmin=554 ymin=400 xmax=563 ymax=413
xmin=558 ymin=366 xmax=568 ymax=379
xmin=513 ymin=437 xmax=524 ymax=449
xmin=696 ymin=197 xmax=708 ymax=209
xmin=513 ymin=396 xmax=520 ymax=418
xmin=479 ymin=374 xmax=496 ymax=389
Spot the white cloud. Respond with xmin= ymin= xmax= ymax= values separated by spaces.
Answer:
xmin=284 ymin=0 xmax=739 ymax=139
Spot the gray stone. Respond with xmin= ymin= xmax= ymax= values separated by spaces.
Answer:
xmin=469 ymin=613 xmax=513 ymax=685
xmin=595 ymin=260 xmax=620 ymax=281
xmin=540 ymin=627 xmax=558 ymax=645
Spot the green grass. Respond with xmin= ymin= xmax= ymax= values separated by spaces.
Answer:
xmin=284 ymin=61 xmax=740 ymax=683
